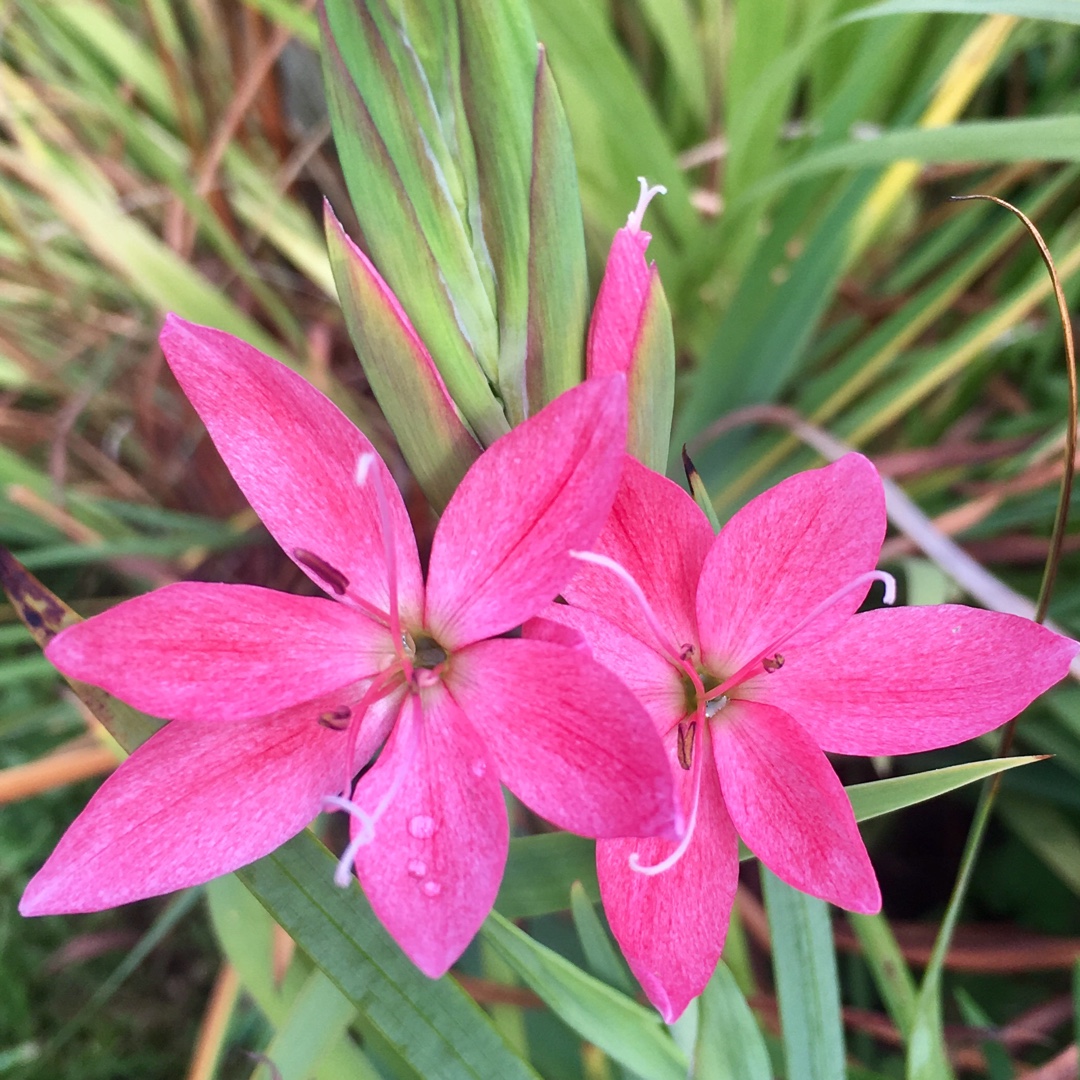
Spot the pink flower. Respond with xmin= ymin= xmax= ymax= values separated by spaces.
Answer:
xmin=23 ymin=317 xmax=678 ymax=978
xmin=551 ymin=453 xmax=1078 ymax=1021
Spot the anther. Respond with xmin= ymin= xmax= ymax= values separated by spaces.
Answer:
xmin=762 ymin=654 xmax=785 ymax=673
xmin=294 ymin=549 xmax=349 ymax=596
xmin=679 ymin=643 xmax=695 ymax=661
xmin=319 ymin=706 xmax=351 ymax=730
xmin=676 ymin=721 xmax=696 ymax=770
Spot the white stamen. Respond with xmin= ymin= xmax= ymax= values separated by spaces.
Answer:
xmin=569 ymin=550 xmax=682 ymax=666
xmin=766 ymin=569 xmax=896 ymax=654
xmin=630 ymin=724 xmax=705 ymax=877
xmin=707 ymin=569 xmax=897 ymax=702
xmin=324 ymin=696 xmax=419 ymax=887
xmin=627 ymin=176 xmax=667 ymax=232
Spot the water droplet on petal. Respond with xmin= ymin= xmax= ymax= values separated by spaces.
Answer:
xmin=422 ymin=880 xmax=442 ymax=897
xmin=471 ymin=758 xmax=487 ymax=778
xmin=408 ymin=814 xmax=436 ymax=839
xmin=407 ymin=859 xmax=426 ymax=878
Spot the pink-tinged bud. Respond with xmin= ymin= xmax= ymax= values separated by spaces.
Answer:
xmin=586 ymin=178 xmax=675 ymax=472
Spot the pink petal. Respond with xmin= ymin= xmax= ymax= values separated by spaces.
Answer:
xmin=597 ymin=739 xmax=738 ymax=1023
xmin=562 ymin=455 xmax=713 ymax=655
xmin=587 ymin=226 xmax=654 ymax=379
xmin=712 ymin=699 xmax=880 ymax=914
xmin=45 ymin=582 xmax=394 ymax=722
xmin=446 ymin=638 xmax=678 ymax=839
xmin=349 ymin=686 xmax=507 ymax=978
xmin=537 ymin=604 xmax=687 ymax=737
xmin=752 ymin=605 xmax=1079 ymax=755
xmin=21 ymin=711 xmax=348 ymax=914
xmin=696 ymin=454 xmax=886 ymax=675
xmin=424 ymin=376 xmax=627 ymax=647
xmin=520 ymin=615 xmax=590 ymax=653
xmin=160 ymin=316 xmax=424 ymax=622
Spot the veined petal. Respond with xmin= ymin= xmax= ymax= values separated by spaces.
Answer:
xmin=160 ymin=316 xmax=424 ymax=622
xmin=536 ymin=605 xmax=687 ymax=736
xmin=563 ymin=456 xmax=713 ymax=655
xmin=45 ymin=582 xmax=393 ymax=722
xmin=753 ymin=605 xmax=1079 ymax=755
xmin=20 ymin=711 xmax=346 ymax=914
xmin=712 ymin=699 xmax=880 ymax=914
xmin=349 ymin=686 xmax=507 ymax=978
xmin=424 ymin=376 xmax=627 ymax=647
xmin=597 ymin=744 xmax=738 ymax=1023
xmin=446 ymin=638 xmax=678 ymax=839
xmin=697 ymin=454 xmax=886 ymax=674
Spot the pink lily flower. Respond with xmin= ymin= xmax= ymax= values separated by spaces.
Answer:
xmin=551 ymin=453 xmax=1077 ymax=1021
xmin=23 ymin=317 xmax=679 ymax=978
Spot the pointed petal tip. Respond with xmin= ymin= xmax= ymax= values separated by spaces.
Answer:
xmin=410 ymin=948 xmax=455 ymax=980
xmin=635 ymin=967 xmax=700 ymax=1024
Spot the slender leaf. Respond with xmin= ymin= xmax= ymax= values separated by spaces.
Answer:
xmin=482 ymin=910 xmax=686 ymax=1080
xmin=239 ymin=832 xmax=541 ymax=1080
xmin=569 ymin=880 xmax=634 ymax=993
xmin=693 ymin=961 xmax=771 ymax=1080
xmin=762 ymin=870 xmax=845 ymax=1080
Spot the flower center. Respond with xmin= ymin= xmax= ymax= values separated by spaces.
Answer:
xmin=408 ymin=631 xmax=448 ymax=670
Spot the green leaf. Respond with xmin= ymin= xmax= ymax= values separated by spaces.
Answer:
xmin=693 ymin=960 xmax=771 ymax=1080
xmin=741 ymin=117 xmax=1080 ymax=208
xmin=847 ymin=913 xmax=919 ymax=1040
xmin=207 ymin=876 xmax=380 ymax=1080
xmin=322 ymin=0 xmax=499 ymax=377
xmin=238 ymin=831 xmax=541 ymax=1080
xmin=456 ymin=0 xmax=540 ymax=423
xmin=524 ymin=46 xmax=588 ymax=414
xmin=997 ymin=793 xmax=1080 ymax=897
xmin=482 ymin=910 xmax=686 ymax=1080
xmin=845 ymin=0 xmax=1080 ymax=25
xmin=569 ymin=881 xmax=634 ymax=993
xmin=682 ymin=448 xmax=723 ymax=532
xmin=320 ymin=5 xmax=508 ymax=445
xmin=633 ymin=0 xmax=708 ymax=125
xmin=845 ymin=756 xmax=1044 ymax=823
xmin=325 ymin=203 xmax=482 ymax=512
xmin=762 ymin=870 xmax=845 ymax=1080
xmin=529 ymin=0 xmax=696 ymax=259
xmin=258 ymin=966 xmax=377 ymax=1080
xmin=495 ymin=832 xmax=597 ymax=918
